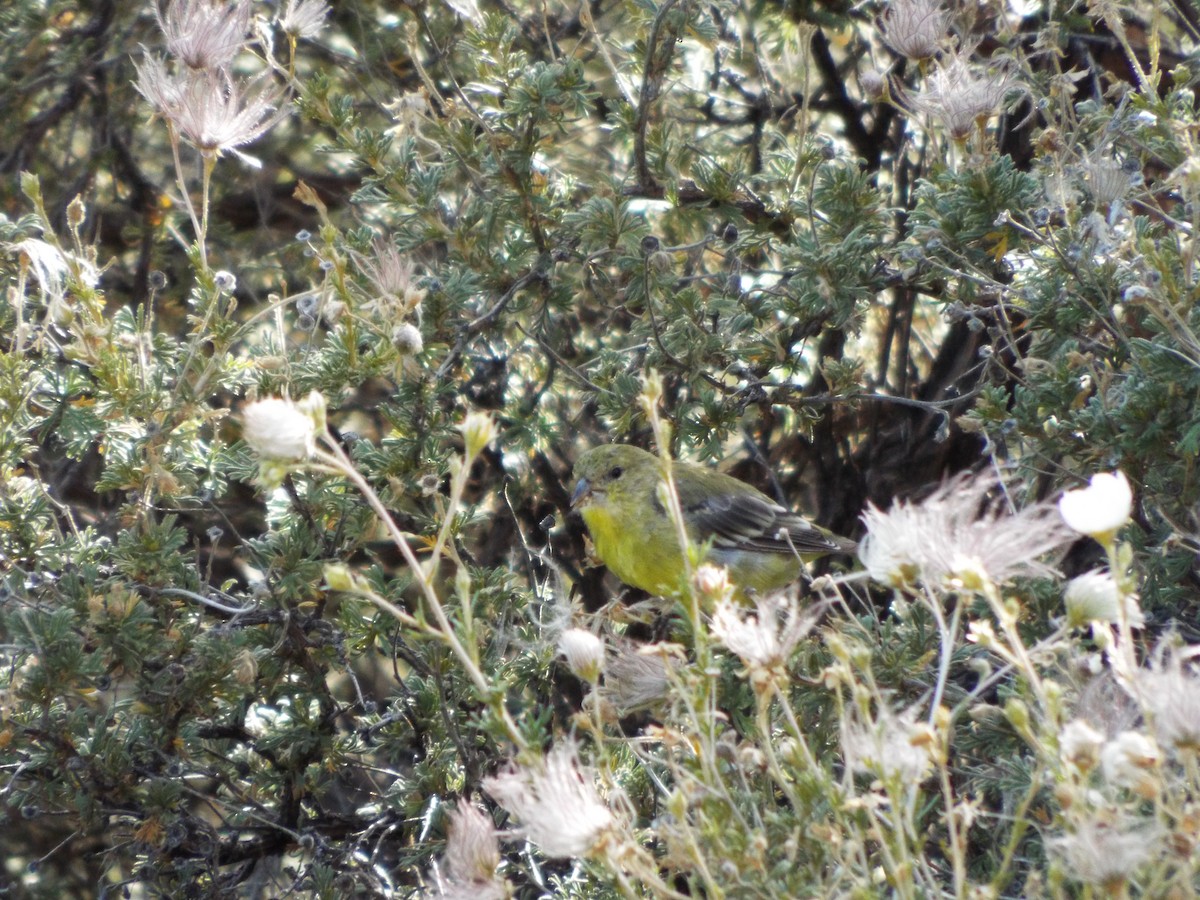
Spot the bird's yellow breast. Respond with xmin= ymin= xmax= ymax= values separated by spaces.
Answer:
xmin=580 ymin=502 xmax=686 ymax=596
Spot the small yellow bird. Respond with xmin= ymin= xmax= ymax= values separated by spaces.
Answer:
xmin=571 ymin=444 xmax=856 ymax=598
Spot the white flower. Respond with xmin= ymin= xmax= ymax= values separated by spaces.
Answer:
xmin=1064 ymin=570 xmax=1143 ymax=629
xmin=558 ymin=629 xmax=605 ymax=683
xmin=1059 ymin=471 xmax=1132 ymax=540
xmin=241 ymin=393 xmax=322 ymax=460
xmin=859 ymin=472 xmax=1073 ymax=590
xmin=1052 ymin=818 xmax=1160 ymax=888
xmin=483 ymin=744 xmax=615 ymax=859
xmin=441 ymin=0 xmax=483 ymax=25
xmin=13 ymin=238 xmax=68 ymax=302
xmin=1100 ymin=731 xmax=1159 ymax=794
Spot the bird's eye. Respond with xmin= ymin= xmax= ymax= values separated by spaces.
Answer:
xmin=609 ymin=466 xmax=623 ymax=479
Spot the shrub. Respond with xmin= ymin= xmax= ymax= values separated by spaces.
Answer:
xmin=2 ymin=0 xmax=1199 ymax=896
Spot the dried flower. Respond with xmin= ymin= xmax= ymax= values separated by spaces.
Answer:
xmin=232 ymin=649 xmax=257 ymax=686
xmin=483 ymin=744 xmax=616 ymax=859
xmin=241 ymin=392 xmax=323 ymax=460
xmin=861 ymin=69 xmax=889 ymax=102
xmin=1059 ymin=719 xmax=1105 ymax=772
xmin=12 ymin=238 xmax=98 ymax=325
xmin=558 ymin=629 xmax=605 ymax=683
xmin=355 ymin=237 xmax=427 ymax=319
xmin=599 ymin=643 xmax=674 ymax=715
xmin=134 ymin=59 xmax=288 ymax=165
xmin=1100 ymin=731 xmax=1159 ymax=794
xmin=1082 ymin=155 xmax=1133 ymax=210
xmin=880 ymin=0 xmax=949 ymax=62
xmin=1064 ymin=570 xmax=1143 ymax=629
xmin=1059 ymin=471 xmax=1132 ymax=542
xmin=1052 ymin=818 xmax=1160 ymax=889
xmin=277 ymin=0 xmax=330 ymax=40
xmin=710 ymin=594 xmax=819 ymax=682
xmin=859 ymin=472 xmax=1072 ymax=590
xmin=155 ymin=0 xmax=252 ymax=71
xmin=1135 ymin=646 xmax=1200 ymax=751
xmin=385 ymin=90 xmax=431 ymax=134
xmin=418 ymin=472 xmax=442 ymax=497
xmin=909 ymin=50 xmax=1017 ymax=141
xmin=841 ymin=703 xmax=934 ymax=784
xmin=430 ymin=804 xmax=506 ymax=900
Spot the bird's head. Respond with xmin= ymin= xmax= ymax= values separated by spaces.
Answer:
xmin=570 ymin=444 xmax=658 ymax=511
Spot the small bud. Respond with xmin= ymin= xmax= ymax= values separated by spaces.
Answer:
xmin=641 ymin=371 xmax=664 ymax=408
xmin=323 ymin=562 xmax=359 ymax=592
xmin=455 ymin=565 xmax=471 ymax=602
xmin=460 ymin=410 xmax=496 ymax=460
xmin=861 ymin=69 xmax=888 ymax=101
xmin=1004 ymin=697 xmax=1031 ymax=733
xmin=648 ymin=250 xmax=672 ymax=272
xmin=392 ymin=322 xmax=423 ymax=355
xmin=1065 ymin=570 xmax=1143 ymax=629
xmin=298 ymin=389 xmax=326 ymax=432
xmin=693 ymin=564 xmax=734 ymax=603
xmin=242 ymin=394 xmax=321 ymax=460
xmin=559 ymin=629 xmax=605 ymax=683
xmin=214 ymin=270 xmax=237 ymax=293
xmin=66 ymin=195 xmax=86 ymax=227
xmin=418 ymin=472 xmax=441 ymax=496
xmin=233 ymin=649 xmax=257 ymax=686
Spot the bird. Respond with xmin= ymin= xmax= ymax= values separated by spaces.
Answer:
xmin=570 ymin=444 xmax=856 ymax=598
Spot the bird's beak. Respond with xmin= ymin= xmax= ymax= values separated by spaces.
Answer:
xmin=570 ymin=477 xmax=592 ymax=509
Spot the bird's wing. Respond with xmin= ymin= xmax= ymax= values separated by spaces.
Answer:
xmin=675 ymin=474 xmax=845 ymax=555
